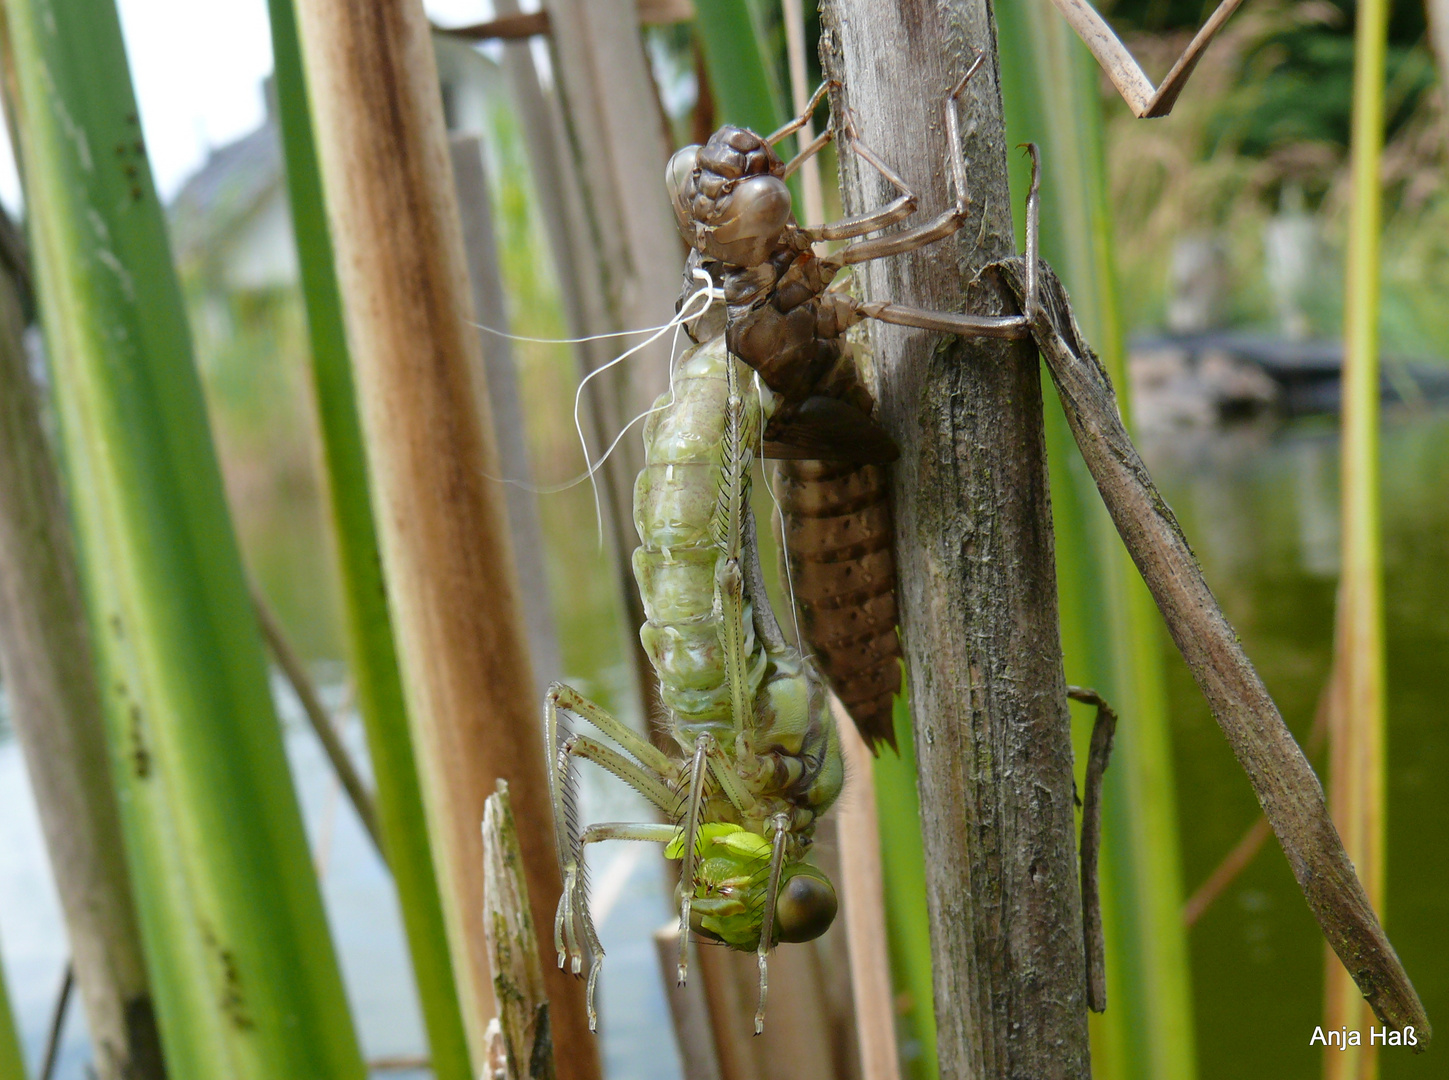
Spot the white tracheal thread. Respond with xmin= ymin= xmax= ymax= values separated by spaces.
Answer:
xmin=474 ymin=271 xmax=725 ymax=550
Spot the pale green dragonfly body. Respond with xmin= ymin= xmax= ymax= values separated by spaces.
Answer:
xmin=545 ymin=332 xmax=842 ymax=1033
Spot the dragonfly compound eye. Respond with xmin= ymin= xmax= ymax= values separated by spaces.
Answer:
xmin=700 ymin=174 xmax=792 ymax=268
xmin=665 ymin=144 xmax=702 ymax=243
xmin=773 ymin=866 xmax=837 ymax=943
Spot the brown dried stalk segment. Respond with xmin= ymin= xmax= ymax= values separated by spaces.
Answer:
xmin=774 ymin=459 xmax=900 ymax=751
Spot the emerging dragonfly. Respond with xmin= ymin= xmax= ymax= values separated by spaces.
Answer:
xmin=546 ymin=329 xmax=842 ymax=1035
xmin=545 ymin=58 xmax=1046 ymax=1033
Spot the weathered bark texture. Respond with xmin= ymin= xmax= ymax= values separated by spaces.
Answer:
xmin=289 ymin=2 xmax=598 ymax=1075
xmin=0 ymin=227 xmax=166 ymax=1079
xmin=996 ymin=257 xmax=1431 ymax=1042
xmin=482 ymin=781 xmax=555 ymax=1080
xmin=819 ymin=4 xmax=1089 ymax=1077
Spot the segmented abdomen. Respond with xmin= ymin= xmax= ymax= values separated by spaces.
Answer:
xmin=632 ymin=339 xmax=767 ymax=740
xmin=774 ymin=460 xmax=901 ymax=751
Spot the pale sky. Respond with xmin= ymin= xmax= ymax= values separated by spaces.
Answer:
xmin=0 ymin=0 xmax=500 ymax=211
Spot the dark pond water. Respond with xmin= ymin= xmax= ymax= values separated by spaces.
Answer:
xmin=1144 ymin=408 xmax=1449 ymax=1078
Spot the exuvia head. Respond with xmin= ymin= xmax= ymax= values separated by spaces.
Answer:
xmin=666 ymin=126 xmax=792 ymax=269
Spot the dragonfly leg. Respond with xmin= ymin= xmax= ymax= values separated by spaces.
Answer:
xmin=798 ymin=52 xmax=988 ymax=245
xmin=545 ymin=684 xmax=676 ymax=981
xmin=567 ymin=822 xmax=677 ymax=1030
xmin=552 ymin=733 xmax=676 ymax=980
xmin=676 ymin=733 xmax=713 ymax=985
xmin=548 ymin=682 xmax=677 ymax=779
xmin=794 ymin=118 xmax=917 ymax=242
xmin=768 ymin=79 xmax=837 ymax=159
xmin=754 ymin=812 xmax=791 ymax=1035
xmin=827 ymin=141 xmax=1046 ymax=340
xmin=561 ymin=733 xmax=676 ymax=815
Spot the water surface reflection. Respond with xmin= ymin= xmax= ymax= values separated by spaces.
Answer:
xmin=1143 ymin=409 xmax=1448 ymax=1079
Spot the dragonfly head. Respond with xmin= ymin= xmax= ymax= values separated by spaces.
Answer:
xmin=772 ymin=863 xmax=838 ymax=943
xmin=672 ymin=823 xmax=838 ymax=950
xmin=666 ymin=127 xmax=792 ymax=269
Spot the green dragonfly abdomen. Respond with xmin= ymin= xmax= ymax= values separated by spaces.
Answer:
xmin=633 ymin=340 xmax=771 ymax=730
xmin=549 ymin=330 xmax=844 ymax=1034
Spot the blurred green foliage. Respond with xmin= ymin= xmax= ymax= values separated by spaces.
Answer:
xmin=1104 ymin=1 xmax=1449 ymax=353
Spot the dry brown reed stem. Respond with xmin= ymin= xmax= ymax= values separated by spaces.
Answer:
xmin=996 ymin=257 xmax=1429 ymax=1043
xmin=1046 ymin=0 xmax=1247 ymax=117
xmin=289 ymin=1 xmax=598 ymax=1074
xmin=781 ymin=0 xmax=826 ymax=228
xmin=451 ymin=134 xmax=563 ymax=702
xmin=0 ymin=217 xmax=166 ymax=1079
xmin=832 ymin=699 xmax=901 ymax=1080
xmin=38 ymin=964 xmax=74 ymax=1080
xmin=544 ymin=0 xmax=688 ymax=689
xmin=483 ymin=780 xmax=555 ymax=1080
xmin=507 ymin=0 xmax=681 ymax=727
xmin=821 ymin=4 xmax=1089 ymax=1075
xmin=693 ymin=943 xmax=854 ymax=1080
xmin=1182 ymin=817 xmax=1274 ymax=930
xmin=1067 ymin=685 xmax=1119 ymax=1014
xmin=441 ymin=0 xmax=693 ymax=40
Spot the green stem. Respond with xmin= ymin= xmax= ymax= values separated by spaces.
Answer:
xmin=873 ymin=698 xmax=938 ymax=1080
xmin=0 ymin=945 xmax=23 ymax=1080
xmin=1325 ymin=0 xmax=1388 ymax=1074
xmin=0 ymin=0 xmax=364 ymax=1074
xmin=692 ymin=0 xmax=788 ymax=138
xmin=264 ymin=2 xmax=473 ymax=1077
xmin=691 ymin=0 xmax=804 ymax=206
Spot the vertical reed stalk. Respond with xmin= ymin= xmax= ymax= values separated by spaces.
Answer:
xmin=264 ymin=4 xmax=473 ymax=1076
xmin=539 ymin=0 xmax=685 ymax=723
xmin=871 ymin=702 xmax=937 ymax=1080
xmin=996 ymin=7 xmax=1195 ymax=1080
xmin=693 ymin=0 xmax=788 ymax=146
xmin=492 ymin=0 xmax=655 ymax=728
xmin=834 ymin=707 xmax=901 ymax=1080
xmin=1326 ymin=0 xmax=1390 ymax=1075
xmin=0 ymin=0 xmax=366 ymax=1073
xmin=451 ymin=133 xmax=564 ymax=700
xmin=288 ymin=2 xmax=598 ymax=1074
xmin=821 ymin=3 xmax=1088 ymax=1075
xmin=782 ymin=0 xmax=826 ymax=225
xmin=0 ymin=218 xmax=165 ymax=1078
